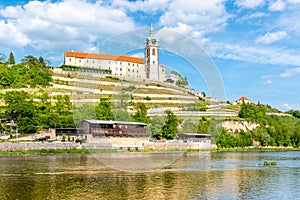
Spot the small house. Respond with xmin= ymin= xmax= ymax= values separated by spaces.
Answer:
xmin=237 ymin=96 xmax=251 ymax=104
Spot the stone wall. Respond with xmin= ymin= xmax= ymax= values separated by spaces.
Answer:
xmin=0 ymin=142 xmax=113 ymax=151
xmin=0 ymin=140 xmax=214 ymax=152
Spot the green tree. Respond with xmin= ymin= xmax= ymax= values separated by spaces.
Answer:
xmin=51 ymin=95 xmax=74 ymax=128
xmin=3 ymin=91 xmax=38 ymax=133
xmin=132 ymin=102 xmax=150 ymax=124
xmin=148 ymin=116 xmax=166 ymax=139
xmin=238 ymin=102 xmax=266 ymax=121
xmin=197 ymin=117 xmax=210 ymax=134
xmin=95 ymin=98 xmax=114 ymax=120
xmin=8 ymin=52 xmax=15 ymax=65
xmin=181 ymin=120 xmax=198 ymax=133
xmin=160 ymin=110 xmax=178 ymax=140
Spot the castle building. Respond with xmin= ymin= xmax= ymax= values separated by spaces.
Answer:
xmin=64 ymin=27 xmax=165 ymax=81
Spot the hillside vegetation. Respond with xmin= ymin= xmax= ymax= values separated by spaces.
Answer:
xmin=0 ymin=55 xmax=299 ymax=148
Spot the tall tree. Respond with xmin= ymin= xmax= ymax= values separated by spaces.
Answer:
xmin=3 ymin=91 xmax=38 ymax=133
xmin=160 ymin=110 xmax=179 ymax=140
xmin=132 ymin=102 xmax=150 ymax=124
xmin=8 ymin=52 xmax=15 ymax=65
xmin=95 ymin=98 xmax=114 ymax=120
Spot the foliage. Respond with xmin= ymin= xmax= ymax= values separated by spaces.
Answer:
xmin=180 ymin=120 xmax=198 ymax=133
xmin=176 ymin=77 xmax=188 ymax=87
xmin=95 ymin=98 xmax=114 ymax=120
xmin=132 ymin=102 xmax=150 ymax=124
xmin=238 ymin=102 xmax=266 ymax=121
xmin=61 ymin=64 xmax=112 ymax=74
xmin=3 ymin=91 xmax=38 ymax=133
xmin=159 ymin=110 xmax=179 ymax=140
xmin=148 ymin=116 xmax=165 ymax=138
xmin=2 ymin=90 xmax=75 ymax=133
xmin=112 ymin=91 xmax=131 ymax=121
xmin=170 ymin=70 xmax=182 ymax=77
xmin=165 ymin=78 xmax=175 ymax=84
xmin=0 ymin=55 xmax=52 ymax=89
xmin=122 ymin=85 xmax=136 ymax=92
xmin=182 ymin=103 xmax=207 ymax=111
xmin=287 ymin=110 xmax=300 ymax=118
xmin=197 ymin=117 xmax=210 ymax=134
xmin=216 ymin=129 xmax=253 ymax=148
xmin=61 ymin=134 xmax=66 ymax=142
xmin=8 ymin=52 xmax=15 ymax=65
xmin=73 ymin=104 xmax=97 ymax=124
xmin=144 ymin=96 xmax=152 ymax=101
xmin=217 ymin=110 xmax=300 ymax=148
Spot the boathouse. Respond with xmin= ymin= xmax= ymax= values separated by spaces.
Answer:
xmin=77 ymin=119 xmax=148 ymax=138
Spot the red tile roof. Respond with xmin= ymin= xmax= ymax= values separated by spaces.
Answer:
xmin=65 ymin=51 xmax=144 ymax=64
xmin=238 ymin=96 xmax=250 ymax=101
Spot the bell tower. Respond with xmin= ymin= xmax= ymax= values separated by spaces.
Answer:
xmin=145 ymin=24 xmax=159 ymax=81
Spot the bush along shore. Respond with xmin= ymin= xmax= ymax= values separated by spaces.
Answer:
xmin=215 ymin=147 xmax=300 ymax=152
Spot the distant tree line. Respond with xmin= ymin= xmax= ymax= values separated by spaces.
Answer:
xmin=217 ymin=102 xmax=300 ymax=148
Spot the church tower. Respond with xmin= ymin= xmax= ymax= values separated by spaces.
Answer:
xmin=145 ymin=25 xmax=159 ymax=81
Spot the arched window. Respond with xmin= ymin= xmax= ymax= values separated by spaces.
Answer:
xmin=152 ymin=48 xmax=155 ymax=56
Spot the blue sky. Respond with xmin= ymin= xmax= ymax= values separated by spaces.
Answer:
xmin=0 ymin=0 xmax=300 ymax=111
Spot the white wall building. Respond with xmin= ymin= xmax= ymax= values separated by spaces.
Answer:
xmin=64 ymin=27 xmax=165 ymax=81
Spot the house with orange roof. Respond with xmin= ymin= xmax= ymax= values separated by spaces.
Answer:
xmin=237 ymin=96 xmax=251 ymax=104
xmin=64 ymin=27 xmax=165 ymax=81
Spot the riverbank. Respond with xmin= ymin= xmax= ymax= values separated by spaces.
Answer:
xmin=0 ymin=144 xmax=299 ymax=155
xmin=214 ymin=147 xmax=300 ymax=152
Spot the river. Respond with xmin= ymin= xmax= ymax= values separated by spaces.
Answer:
xmin=0 ymin=151 xmax=299 ymax=200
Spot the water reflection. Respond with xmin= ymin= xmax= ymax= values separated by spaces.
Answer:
xmin=0 ymin=151 xmax=299 ymax=199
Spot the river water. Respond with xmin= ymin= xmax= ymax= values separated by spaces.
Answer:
xmin=0 ymin=151 xmax=299 ymax=200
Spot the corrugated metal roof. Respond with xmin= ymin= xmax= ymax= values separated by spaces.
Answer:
xmin=82 ymin=119 xmax=147 ymax=126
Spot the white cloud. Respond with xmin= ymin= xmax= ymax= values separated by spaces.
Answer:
xmin=264 ymin=79 xmax=273 ymax=84
xmin=281 ymin=103 xmax=300 ymax=111
xmin=210 ymin=42 xmax=300 ymax=66
xmin=262 ymin=74 xmax=275 ymax=79
xmin=159 ymin=0 xmax=230 ymax=44
xmin=238 ymin=12 xmax=269 ymax=21
xmin=269 ymin=0 xmax=286 ymax=11
xmin=280 ymin=67 xmax=300 ymax=77
xmin=255 ymin=31 xmax=287 ymax=44
xmin=235 ymin=0 xmax=264 ymax=9
xmin=129 ymin=52 xmax=144 ymax=58
xmin=0 ymin=0 xmax=135 ymax=52
xmin=111 ymin=0 xmax=171 ymax=13
xmin=0 ymin=20 xmax=30 ymax=47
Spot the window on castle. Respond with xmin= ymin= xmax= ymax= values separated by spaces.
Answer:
xmin=152 ymin=49 xmax=155 ymax=56
xmin=128 ymin=63 xmax=130 ymax=66
xmin=153 ymin=61 xmax=155 ymax=64
xmin=79 ymin=60 xmax=81 ymax=63
xmin=133 ymin=64 xmax=135 ymax=66
xmin=120 ymin=68 xmax=122 ymax=71
xmin=69 ymin=58 xmax=71 ymax=61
